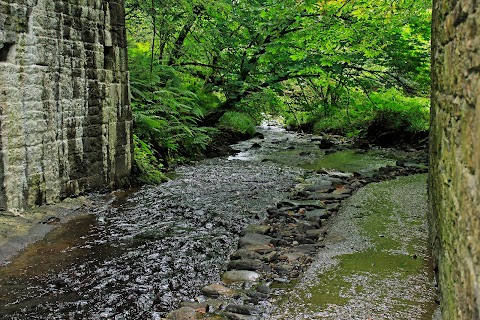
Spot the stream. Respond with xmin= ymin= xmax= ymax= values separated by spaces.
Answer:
xmin=0 ymin=123 xmax=423 ymax=319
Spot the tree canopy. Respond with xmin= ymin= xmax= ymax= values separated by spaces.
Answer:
xmin=126 ymin=0 xmax=431 ymax=180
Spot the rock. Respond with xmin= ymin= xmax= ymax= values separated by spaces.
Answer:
xmin=332 ymin=187 xmax=353 ymax=195
xmin=256 ymin=284 xmax=271 ymax=294
xmin=319 ymin=138 xmax=335 ymax=149
xmin=326 ymin=203 xmax=340 ymax=211
xmin=282 ymin=252 xmax=305 ymax=261
xmin=179 ymin=301 xmax=208 ymax=310
xmin=253 ymin=132 xmax=265 ymax=139
xmin=351 ymin=181 xmax=364 ymax=188
xmin=222 ymin=270 xmax=262 ymax=284
xmin=307 ymin=193 xmax=349 ymax=201
xmin=270 ymin=238 xmax=290 ymax=247
xmin=231 ymin=249 xmax=264 ymax=261
xmin=228 ymin=259 xmax=264 ymax=271
xmin=239 ymin=233 xmax=273 ymax=248
xmin=223 ymin=312 xmax=260 ymax=320
xmin=354 ymin=139 xmax=370 ymax=149
xmin=295 ymin=236 xmax=315 ymax=244
xmin=225 ymin=304 xmax=260 ymax=315
xmin=259 ymin=251 xmax=279 ymax=262
xmin=291 ymin=244 xmax=317 ymax=254
xmin=322 ymin=176 xmax=346 ymax=185
xmin=299 ymin=151 xmax=311 ymax=156
xmin=305 ymin=229 xmax=324 ymax=240
xmin=274 ymin=264 xmax=294 ymax=275
xmin=241 ymin=224 xmax=270 ymax=235
xmin=276 ymin=200 xmax=326 ymax=210
xmin=42 ymin=216 xmax=61 ymax=224
xmin=303 ymin=181 xmax=333 ymax=192
xmin=305 ymin=209 xmax=329 ymax=220
xmin=246 ymin=291 xmax=269 ymax=303
xmin=284 ymin=145 xmax=295 ymax=150
xmin=250 ymin=143 xmax=262 ymax=149
xmin=201 ymin=284 xmax=237 ymax=297
xmin=241 ymin=244 xmax=275 ymax=254
xmin=166 ymin=307 xmax=196 ymax=320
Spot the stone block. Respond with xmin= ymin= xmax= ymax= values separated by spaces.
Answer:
xmin=0 ymin=0 xmax=131 ymax=210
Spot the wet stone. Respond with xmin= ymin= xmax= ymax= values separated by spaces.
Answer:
xmin=294 ymin=236 xmax=315 ymax=244
xmin=256 ymin=284 xmax=271 ymax=294
xmin=227 ymin=259 xmax=264 ymax=271
xmin=273 ymin=277 xmax=290 ymax=284
xmin=222 ymin=270 xmax=262 ymax=284
xmin=238 ymin=233 xmax=273 ymax=248
xmin=270 ymin=238 xmax=290 ymax=247
xmin=201 ymin=284 xmax=237 ymax=297
xmin=304 ymin=181 xmax=333 ymax=192
xmin=305 ymin=229 xmax=324 ymax=240
xmin=332 ymin=187 xmax=353 ymax=195
xmin=276 ymin=200 xmax=327 ymax=210
xmin=241 ymin=244 xmax=275 ymax=254
xmin=274 ymin=264 xmax=295 ymax=275
xmin=290 ymin=244 xmax=317 ymax=254
xmin=282 ymin=253 xmax=305 ymax=261
xmin=240 ymin=224 xmax=270 ymax=235
xmin=179 ymin=301 xmax=208 ymax=310
xmin=307 ymin=193 xmax=350 ymax=201
xmin=305 ymin=209 xmax=330 ymax=221
xmin=223 ymin=312 xmax=260 ymax=320
xmin=225 ymin=304 xmax=260 ymax=315
xmin=165 ymin=307 xmax=196 ymax=320
xmin=230 ymin=249 xmax=264 ymax=261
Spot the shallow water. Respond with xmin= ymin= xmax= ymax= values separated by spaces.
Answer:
xmin=0 ymin=159 xmax=302 ymax=319
xmin=230 ymin=124 xmax=396 ymax=173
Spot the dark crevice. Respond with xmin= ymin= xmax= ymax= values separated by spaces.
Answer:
xmin=104 ymin=46 xmax=114 ymax=70
xmin=0 ymin=43 xmax=15 ymax=63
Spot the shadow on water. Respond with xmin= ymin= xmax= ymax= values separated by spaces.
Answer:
xmin=0 ymin=214 xmax=118 ymax=316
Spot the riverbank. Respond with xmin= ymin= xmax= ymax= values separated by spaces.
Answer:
xmin=269 ymin=174 xmax=440 ymax=319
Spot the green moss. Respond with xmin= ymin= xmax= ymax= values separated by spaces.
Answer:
xmin=265 ymin=149 xmax=396 ymax=173
xmin=304 ymin=150 xmax=396 ymax=173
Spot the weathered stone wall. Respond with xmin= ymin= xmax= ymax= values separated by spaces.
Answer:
xmin=430 ymin=0 xmax=480 ymax=318
xmin=0 ymin=0 xmax=132 ymax=210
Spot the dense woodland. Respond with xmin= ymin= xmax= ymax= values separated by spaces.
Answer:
xmin=125 ymin=0 xmax=431 ymax=183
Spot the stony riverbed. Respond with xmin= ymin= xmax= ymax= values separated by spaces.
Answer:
xmin=0 ymin=123 xmax=435 ymax=319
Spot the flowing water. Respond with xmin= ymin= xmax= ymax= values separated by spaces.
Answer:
xmin=0 ymin=123 xmax=428 ymax=319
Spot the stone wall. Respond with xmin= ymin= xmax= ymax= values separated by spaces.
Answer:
xmin=430 ymin=0 xmax=480 ymax=318
xmin=0 ymin=0 xmax=132 ymax=211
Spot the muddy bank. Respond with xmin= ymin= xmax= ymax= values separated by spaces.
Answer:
xmin=0 ymin=196 xmax=108 ymax=267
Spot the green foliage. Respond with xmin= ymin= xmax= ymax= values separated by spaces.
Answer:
xmin=219 ymin=111 xmax=256 ymax=136
xmin=132 ymin=134 xmax=168 ymax=184
xmin=307 ymin=88 xmax=430 ymax=137
xmin=125 ymin=0 xmax=432 ymax=183
xmin=126 ymin=0 xmax=431 ymax=122
xmin=368 ymin=89 xmax=430 ymax=132
xmin=129 ymin=42 xmax=219 ymax=169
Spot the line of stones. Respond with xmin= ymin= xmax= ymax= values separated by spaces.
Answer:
xmin=164 ymin=161 xmax=428 ymax=320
